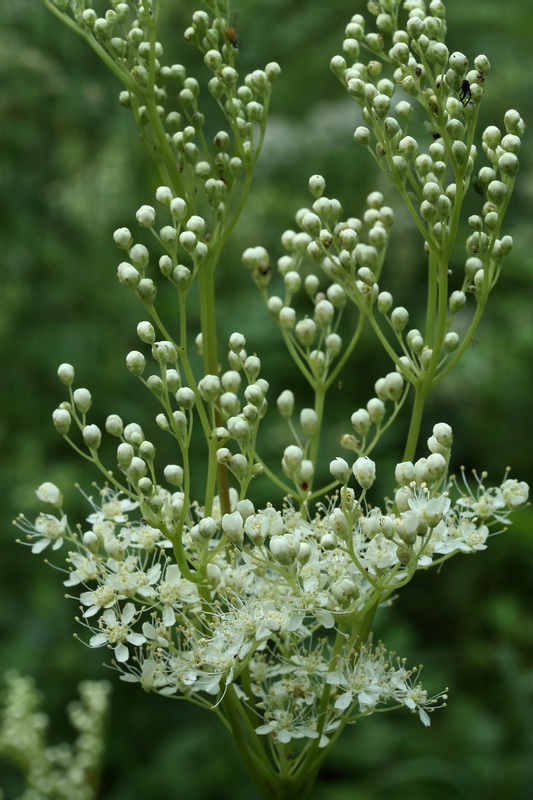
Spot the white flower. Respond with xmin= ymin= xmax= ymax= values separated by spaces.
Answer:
xmin=256 ymin=709 xmax=319 ymax=744
xmin=80 ymin=584 xmax=117 ymax=617
xmin=406 ymin=492 xmax=451 ymax=527
xmin=501 ymin=479 xmax=529 ymax=508
xmin=30 ymin=513 xmax=68 ymax=553
xmin=456 ymin=486 xmax=506 ymax=520
xmin=89 ymin=602 xmax=146 ymax=662
xmin=64 ymin=551 xmax=101 ymax=586
xmin=364 ymin=534 xmax=398 ymax=571
xmin=86 ymin=491 xmax=138 ymax=525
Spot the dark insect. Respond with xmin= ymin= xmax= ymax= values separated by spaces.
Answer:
xmin=477 ymin=71 xmax=487 ymax=84
xmin=423 ymin=121 xmax=441 ymax=140
xmin=459 ymin=79 xmax=471 ymax=106
xmin=257 ymin=262 xmax=272 ymax=277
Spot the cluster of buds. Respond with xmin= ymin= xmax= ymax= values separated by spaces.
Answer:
xmin=213 ymin=333 xmax=269 ymax=488
xmin=114 ymin=193 xmax=212 ymax=304
xmin=330 ymin=2 xmax=523 ymax=276
xmin=49 ymin=0 xmax=280 ymax=222
xmin=242 ymin=228 xmax=352 ymax=386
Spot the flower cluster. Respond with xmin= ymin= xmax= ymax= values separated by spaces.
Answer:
xmin=0 ymin=672 xmax=110 ymax=800
xmin=23 ymin=0 xmax=528 ymax=796
xmin=16 ymin=428 xmax=527 ymax=744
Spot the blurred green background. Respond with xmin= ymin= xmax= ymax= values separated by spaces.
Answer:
xmin=1 ymin=0 xmax=532 ymax=797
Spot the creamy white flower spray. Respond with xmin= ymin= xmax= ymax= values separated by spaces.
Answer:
xmin=17 ymin=1 xmax=528 ymax=798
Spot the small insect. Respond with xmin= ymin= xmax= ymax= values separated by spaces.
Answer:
xmin=224 ymin=14 xmax=240 ymax=49
xmin=476 ymin=71 xmax=487 ymax=85
xmin=256 ymin=262 xmax=272 ymax=278
xmin=459 ymin=79 xmax=472 ymax=106
xmin=424 ymin=121 xmax=441 ymax=140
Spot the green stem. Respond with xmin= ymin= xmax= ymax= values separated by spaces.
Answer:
xmin=402 ymin=381 xmax=429 ymax=463
xmin=220 ymin=688 xmax=280 ymax=800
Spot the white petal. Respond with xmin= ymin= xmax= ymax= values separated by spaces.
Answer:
xmin=122 ymin=603 xmax=136 ymax=624
xmin=162 ymin=605 xmax=176 ymax=627
xmin=115 ymin=642 xmax=129 ymax=662
xmin=31 ymin=538 xmax=50 ymax=554
xmin=334 ymin=691 xmax=353 ymax=710
xmin=127 ymin=633 xmax=146 ymax=646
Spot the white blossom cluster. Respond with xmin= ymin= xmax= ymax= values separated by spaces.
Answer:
xmin=25 ymin=0 xmax=528 ymax=791
xmin=16 ymin=430 xmax=528 ymax=744
xmin=0 ymin=673 xmax=110 ymax=800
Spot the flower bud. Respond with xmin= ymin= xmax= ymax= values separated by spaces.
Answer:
xmin=222 ymin=511 xmax=244 ymax=546
xmin=136 ymin=205 xmax=156 ymax=227
xmin=449 ymin=51 xmax=468 ymax=73
xmin=36 ymin=482 xmax=63 ymax=507
xmin=127 ymin=456 xmax=147 ymax=482
xmin=395 ymin=461 xmax=415 ymax=485
xmin=444 ymin=332 xmax=459 ymax=351
xmin=52 ymin=408 xmax=71 ymax=435
xmin=352 ymin=456 xmax=376 ymax=490
xmin=300 ymin=408 xmax=318 ymax=436
xmin=377 ymin=291 xmax=393 ymax=313
xmin=198 ymin=374 xmax=221 ymax=401
xmin=367 ymin=398 xmax=385 ymax=424
xmin=391 ymin=306 xmax=409 ymax=331
xmin=279 ymin=307 xmax=296 ymax=330
xmin=270 ymin=534 xmax=300 ymax=564
xmin=73 ymin=388 xmax=92 ymax=413
xmin=277 ymin=390 xmax=295 ymax=418
xmin=314 ymin=299 xmax=335 ymax=328
xmin=57 ymin=363 xmax=75 ymax=385
xmin=308 ymin=174 xmax=325 ymax=198
xmin=330 ymin=457 xmax=351 ymax=484
xmin=354 ymin=126 xmax=371 ymax=146
xmin=326 ymin=333 xmax=342 ymax=358
xmin=351 ymin=408 xmax=371 ymax=435
xmin=283 ymin=445 xmax=303 ymax=470
xmin=113 ymin=227 xmax=133 ymax=249
xmin=126 ymin=350 xmax=146 ymax=377
xmin=295 ymin=318 xmax=317 ymax=347
xmin=164 ymin=464 xmax=184 ymax=486
xmin=82 ymin=424 xmax=102 ymax=449
xmin=426 ymin=452 xmax=447 ymax=479
xmin=449 ymin=290 xmax=466 ymax=312
xmin=176 ymin=387 xmax=195 ymax=409
xmin=432 ymin=422 xmax=453 ymax=447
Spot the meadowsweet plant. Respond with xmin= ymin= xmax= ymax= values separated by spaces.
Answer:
xmin=0 ymin=673 xmax=110 ymax=800
xmin=17 ymin=1 xmax=529 ymax=798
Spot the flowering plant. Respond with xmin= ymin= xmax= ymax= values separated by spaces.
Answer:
xmin=17 ymin=1 xmax=528 ymax=798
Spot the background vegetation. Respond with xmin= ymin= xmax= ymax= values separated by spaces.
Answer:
xmin=1 ymin=0 xmax=532 ymax=797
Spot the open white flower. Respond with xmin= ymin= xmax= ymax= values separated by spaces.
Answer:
xmin=89 ymin=602 xmax=146 ymax=662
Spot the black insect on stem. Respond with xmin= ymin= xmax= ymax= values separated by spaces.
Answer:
xmin=459 ymin=79 xmax=472 ymax=106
